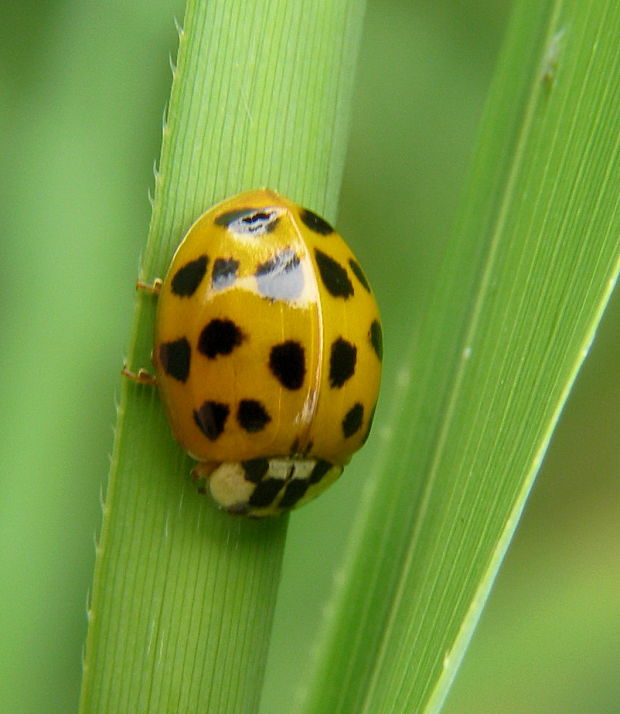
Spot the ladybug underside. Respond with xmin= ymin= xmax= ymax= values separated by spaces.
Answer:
xmin=193 ymin=456 xmax=344 ymax=517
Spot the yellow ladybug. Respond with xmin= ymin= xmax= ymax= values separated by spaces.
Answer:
xmin=129 ymin=189 xmax=382 ymax=516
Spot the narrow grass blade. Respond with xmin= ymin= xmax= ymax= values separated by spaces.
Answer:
xmin=79 ymin=1 xmax=367 ymax=711
xmin=300 ymin=2 xmax=620 ymax=712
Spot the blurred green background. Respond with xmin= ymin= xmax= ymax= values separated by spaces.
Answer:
xmin=1 ymin=1 xmax=618 ymax=713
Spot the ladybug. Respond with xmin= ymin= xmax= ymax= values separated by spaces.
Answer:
xmin=127 ymin=189 xmax=382 ymax=516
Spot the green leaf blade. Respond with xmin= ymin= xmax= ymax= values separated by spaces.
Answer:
xmin=80 ymin=1 xmax=367 ymax=712
xmin=300 ymin=1 xmax=620 ymax=712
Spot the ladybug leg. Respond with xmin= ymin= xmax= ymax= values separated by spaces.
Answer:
xmin=124 ymin=279 xmax=160 ymax=383
xmin=136 ymin=278 xmax=163 ymax=294
xmin=191 ymin=462 xmax=218 ymax=494
xmin=121 ymin=364 xmax=156 ymax=386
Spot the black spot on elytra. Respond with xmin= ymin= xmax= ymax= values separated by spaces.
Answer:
xmin=212 ymin=257 xmax=239 ymax=290
xmin=158 ymin=338 xmax=191 ymax=382
xmin=299 ymin=208 xmax=334 ymax=235
xmin=256 ymin=249 xmax=304 ymax=301
xmin=193 ymin=401 xmax=229 ymax=440
xmin=198 ymin=319 xmax=243 ymax=358
xmin=310 ymin=459 xmax=332 ymax=484
xmin=349 ymin=259 xmax=370 ymax=292
xmin=329 ymin=338 xmax=357 ymax=388
xmin=249 ymin=478 xmax=284 ymax=508
xmin=269 ymin=341 xmax=306 ymax=390
xmin=362 ymin=404 xmax=377 ymax=445
xmin=216 ymin=208 xmax=280 ymax=235
xmin=237 ymin=400 xmax=271 ymax=432
xmin=242 ymin=458 xmax=270 ymax=483
xmin=369 ymin=320 xmax=383 ymax=361
xmin=314 ymin=249 xmax=353 ymax=298
xmin=171 ymin=256 xmax=208 ymax=297
xmin=342 ymin=403 xmax=364 ymax=438
xmin=278 ymin=479 xmax=310 ymax=509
